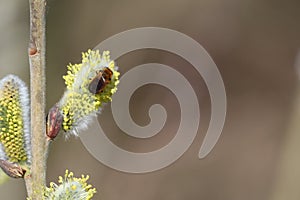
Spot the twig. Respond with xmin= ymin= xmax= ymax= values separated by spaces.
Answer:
xmin=25 ymin=0 xmax=48 ymax=199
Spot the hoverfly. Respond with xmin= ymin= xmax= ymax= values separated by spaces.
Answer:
xmin=88 ymin=67 xmax=113 ymax=94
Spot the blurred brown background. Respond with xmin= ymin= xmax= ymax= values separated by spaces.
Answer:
xmin=0 ymin=0 xmax=300 ymax=199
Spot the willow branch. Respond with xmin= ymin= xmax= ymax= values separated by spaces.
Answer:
xmin=26 ymin=0 xmax=48 ymax=199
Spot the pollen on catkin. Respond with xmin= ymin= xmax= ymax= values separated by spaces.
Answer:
xmin=43 ymin=169 xmax=96 ymax=200
xmin=0 ymin=75 xmax=30 ymax=164
xmin=58 ymin=49 xmax=120 ymax=136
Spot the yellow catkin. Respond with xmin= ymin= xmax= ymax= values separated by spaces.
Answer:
xmin=44 ymin=170 xmax=96 ymax=200
xmin=0 ymin=75 xmax=30 ymax=163
xmin=59 ymin=50 xmax=120 ymax=135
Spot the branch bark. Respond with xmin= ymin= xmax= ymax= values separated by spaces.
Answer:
xmin=25 ymin=0 xmax=48 ymax=199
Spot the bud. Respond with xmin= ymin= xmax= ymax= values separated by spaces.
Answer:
xmin=46 ymin=104 xmax=63 ymax=140
xmin=0 ymin=159 xmax=26 ymax=178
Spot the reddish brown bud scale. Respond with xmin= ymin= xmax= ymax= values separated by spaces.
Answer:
xmin=29 ymin=47 xmax=37 ymax=55
xmin=28 ymin=40 xmax=37 ymax=55
xmin=46 ymin=104 xmax=63 ymax=140
xmin=0 ymin=159 xmax=26 ymax=178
